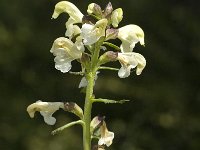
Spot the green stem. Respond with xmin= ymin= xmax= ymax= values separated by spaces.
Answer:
xmin=83 ymin=72 xmax=95 ymax=150
xmin=83 ymin=41 xmax=101 ymax=150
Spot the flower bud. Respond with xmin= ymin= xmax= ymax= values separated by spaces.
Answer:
xmin=64 ymin=102 xmax=83 ymax=119
xmin=111 ymin=8 xmax=123 ymax=27
xmin=87 ymin=3 xmax=102 ymax=17
xmin=90 ymin=116 xmax=105 ymax=134
xmin=98 ymin=51 xmax=118 ymax=65
xmin=106 ymin=28 xmax=119 ymax=41
xmin=80 ymin=53 xmax=90 ymax=69
xmin=103 ymin=2 xmax=113 ymax=18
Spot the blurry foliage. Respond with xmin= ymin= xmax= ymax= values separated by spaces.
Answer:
xmin=0 ymin=0 xmax=200 ymax=150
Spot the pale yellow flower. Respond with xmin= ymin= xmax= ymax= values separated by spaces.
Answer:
xmin=98 ymin=121 xmax=114 ymax=147
xmin=117 ymin=52 xmax=146 ymax=78
xmin=118 ymin=24 xmax=145 ymax=52
xmin=81 ymin=19 xmax=108 ymax=45
xmin=27 ymin=100 xmax=64 ymax=125
xmin=50 ymin=37 xmax=83 ymax=73
xmin=52 ymin=1 xmax=83 ymax=38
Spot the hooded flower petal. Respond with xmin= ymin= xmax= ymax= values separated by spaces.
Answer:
xmin=117 ymin=52 xmax=146 ymax=78
xmin=52 ymin=1 xmax=84 ymax=38
xmin=81 ymin=19 xmax=108 ymax=45
xmin=118 ymin=24 xmax=145 ymax=52
xmin=50 ymin=37 xmax=82 ymax=73
xmin=98 ymin=121 xmax=114 ymax=147
xmin=27 ymin=100 xmax=64 ymax=125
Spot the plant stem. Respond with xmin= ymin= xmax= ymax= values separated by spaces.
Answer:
xmin=83 ymin=72 xmax=95 ymax=150
xmin=83 ymin=41 xmax=101 ymax=150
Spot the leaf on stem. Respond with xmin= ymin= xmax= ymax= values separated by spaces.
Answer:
xmin=51 ymin=120 xmax=84 ymax=135
xmin=103 ymin=42 xmax=121 ymax=51
xmin=69 ymin=71 xmax=85 ymax=76
xmin=98 ymin=66 xmax=119 ymax=71
xmin=92 ymin=98 xmax=129 ymax=104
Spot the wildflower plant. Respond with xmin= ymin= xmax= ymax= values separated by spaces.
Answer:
xmin=27 ymin=1 xmax=146 ymax=150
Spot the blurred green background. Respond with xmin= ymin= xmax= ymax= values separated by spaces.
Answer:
xmin=0 ymin=0 xmax=200 ymax=150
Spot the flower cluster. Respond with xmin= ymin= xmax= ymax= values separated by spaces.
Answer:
xmin=50 ymin=1 xmax=146 ymax=78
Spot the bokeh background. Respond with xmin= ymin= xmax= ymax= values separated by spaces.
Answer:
xmin=0 ymin=0 xmax=200 ymax=150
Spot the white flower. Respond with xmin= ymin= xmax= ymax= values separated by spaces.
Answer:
xmin=98 ymin=121 xmax=114 ymax=147
xmin=27 ymin=100 xmax=64 ymax=125
xmin=117 ymin=52 xmax=146 ymax=78
xmin=50 ymin=37 xmax=82 ymax=73
xmin=52 ymin=1 xmax=83 ymax=38
xmin=111 ymin=8 xmax=123 ymax=28
xmin=118 ymin=24 xmax=145 ymax=52
xmin=81 ymin=19 xmax=108 ymax=45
